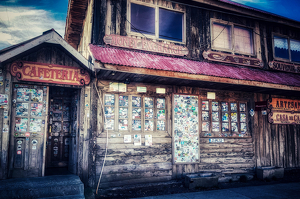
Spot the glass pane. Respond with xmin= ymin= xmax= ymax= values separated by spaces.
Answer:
xmin=231 ymin=103 xmax=237 ymax=112
xmin=159 ymin=8 xmax=183 ymax=42
xmin=202 ymin=111 xmax=209 ymax=121
xmin=241 ymin=123 xmax=247 ymax=133
xmin=240 ymin=113 xmax=246 ymax=122
xmin=30 ymin=118 xmax=42 ymax=132
xmin=291 ymin=39 xmax=300 ymax=63
xmin=231 ymin=112 xmax=237 ymax=122
xmin=157 ymin=109 xmax=165 ymax=120
xmin=17 ymin=88 xmax=30 ymax=101
xmin=131 ymin=3 xmax=155 ymax=35
xmin=157 ymin=98 xmax=165 ymax=109
xmin=105 ymin=106 xmax=114 ymax=119
xmin=274 ymin=36 xmax=289 ymax=59
xmin=52 ymin=122 xmax=61 ymax=133
xmin=119 ymin=107 xmax=128 ymax=119
xmin=119 ymin=119 xmax=128 ymax=130
xmin=213 ymin=22 xmax=232 ymax=50
xmin=202 ymin=122 xmax=209 ymax=131
xmin=119 ymin=95 xmax=128 ymax=106
xmin=31 ymin=89 xmax=43 ymax=102
xmin=202 ymin=101 xmax=209 ymax=111
xmin=105 ymin=119 xmax=114 ymax=130
xmin=63 ymin=122 xmax=70 ymax=132
xmin=145 ymin=97 xmax=154 ymax=108
xmin=132 ymin=108 xmax=141 ymax=119
xmin=145 ymin=108 xmax=153 ymax=119
xmin=16 ymin=103 xmax=28 ymax=116
xmin=157 ymin=120 xmax=165 ymax=131
xmin=104 ymin=94 xmax=115 ymax=106
xmin=234 ymin=26 xmax=253 ymax=54
xmin=240 ymin=103 xmax=246 ymax=112
xmin=132 ymin=120 xmax=141 ymax=131
xmin=212 ymin=102 xmax=219 ymax=111
xmin=212 ymin=112 xmax=219 ymax=121
xmin=222 ymin=112 xmax=229 ymax=122
xmin=31 ymin=103 xmax=43 ymax=117
xmin=15 ymin=117 xmax=28 ymax=132
xmin=222 ymin=123 xmax=229 ymax=132
xmin=231 ymin=122 xmax=238 ymax=132
xmin=212 ymin=122 xmax=219 ymax=132
xmin=132 ymin=96 xmax=141 ymax=107
xmin=221 ymin=102 xmax=228 ymax=112
xmin=145 ymin=120 xmax=154 ymax=131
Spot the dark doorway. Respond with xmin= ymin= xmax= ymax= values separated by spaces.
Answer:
xmin=45 ymin=87 xmax=79 ymax=176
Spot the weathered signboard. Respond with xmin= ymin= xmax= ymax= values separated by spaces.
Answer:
xmin=269 ymin=61 xmax=300 ymax=73
xmin=10 ymin=61 xmax=90 ymax=86
xmin=103 ymin=34 xmax=189 ymax=56
xmin=203 ymin=50 xmax=263 ymax=68
xmin=269 ymin=98 xmax=300 ymax=112
xmin=269 ymin=111 xmax=300 ymax=124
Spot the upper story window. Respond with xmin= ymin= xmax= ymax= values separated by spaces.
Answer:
xmin=211 ymin=20 xmax=254 ymax=55
xmin=273 ymin=35 xmax=300 ymax=63
xmin=129 ymin=1 xmax=185 ymax=43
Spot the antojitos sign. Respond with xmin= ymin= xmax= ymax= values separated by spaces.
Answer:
xmin=203 ymin=50 xmax=263 ymax=68
xmin=10 ymin=61 xmax=90 ymax=86
xmin=103 ymin=34 xmax=189 ymax=56
xmin=268 ymin=98 xmax=300 ymax=124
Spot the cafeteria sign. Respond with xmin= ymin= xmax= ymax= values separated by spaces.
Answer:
xmin=10 ymin=61 xmax=90 ymax=86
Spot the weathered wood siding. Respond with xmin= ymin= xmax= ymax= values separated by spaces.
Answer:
xmin=254 ymin=93 xmax=300 ymax=168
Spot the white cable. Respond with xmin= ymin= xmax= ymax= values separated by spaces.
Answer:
xmin=94 ymin=81 xmax=108 ymax=194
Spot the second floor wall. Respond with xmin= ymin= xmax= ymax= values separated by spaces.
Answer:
xmin=76 ymin=0 xmax=300 ymax=73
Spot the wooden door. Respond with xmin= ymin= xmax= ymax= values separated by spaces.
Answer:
xmin=46 ymin=87 xmax=73 ymax=168
xmin=9 ymin=84 xmax=48 ymax=178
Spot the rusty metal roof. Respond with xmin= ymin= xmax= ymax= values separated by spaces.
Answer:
xmin=90 ymin=44 xmax=300 ymax=87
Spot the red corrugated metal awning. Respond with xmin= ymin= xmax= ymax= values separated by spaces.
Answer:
xmin=89 ymin=44 xmax=300 ymax=88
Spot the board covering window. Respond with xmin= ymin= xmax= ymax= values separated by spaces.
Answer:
xmin=274 ymin=35 xmax=300 ymax=63
xmin=212 ymin=21 xmax=254 ymax=55
xmin=130 ymin=1 xmax=184 ymax=43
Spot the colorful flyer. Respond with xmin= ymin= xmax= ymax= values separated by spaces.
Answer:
xmin=145 ymin=135 xmax=152 ymax=146
xmin=124 ymin=135 xmax=131 ymax=143
xmin=134 ymin=134 xmax=141 ymax=146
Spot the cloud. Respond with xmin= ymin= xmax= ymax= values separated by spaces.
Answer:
xmin=0 ymin=6 xmax=65 ymax=50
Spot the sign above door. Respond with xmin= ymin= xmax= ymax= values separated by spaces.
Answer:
xmin=10 ymin=61 xmax=90 ymax=86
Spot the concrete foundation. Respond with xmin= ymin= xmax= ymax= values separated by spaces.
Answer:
xmin=184 ymin=173 xmax=218 ymax=189
xmin=256 ymin=166 xmax=284 ymax=180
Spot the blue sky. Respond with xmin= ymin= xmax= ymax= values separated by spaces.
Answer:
xmin=0 ymin=0 xmax=300 ymax=50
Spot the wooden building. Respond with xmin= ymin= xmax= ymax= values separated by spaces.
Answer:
xmin=64 ymin=0 xmax=300 ymax=189
xmin=1 ymin=0 xmax=300 ymax=193
xmin=0 ymin=29 xmax=93 ymax=183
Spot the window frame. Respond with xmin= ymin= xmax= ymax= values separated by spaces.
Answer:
xmin=272 ymin=33 xmax=300 ymax=64
xmin=103 ymin=93 xmax=167 ymax=133
xmin=210 ymin=19 xmax=256 ymax=56
xmin=127 ymin=0 xmax=186 ymax=44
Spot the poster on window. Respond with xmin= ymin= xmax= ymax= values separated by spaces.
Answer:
xmin=124 ymin=135 xmax=131 ymax=143
xmin=134 ymin=134 xmax=141 ymax=146
xmin=173 ymin=94 xmax=199 ymax=163
xmin=145 ymin=135 xmax=152 ymax=146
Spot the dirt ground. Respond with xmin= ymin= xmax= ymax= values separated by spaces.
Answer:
xmin=92 ymin=169 xmax=300 ymax=199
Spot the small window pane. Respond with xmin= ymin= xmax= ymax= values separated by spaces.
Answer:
xmin=212 ymin=22 xmax=232 ymax=50
xmin=231 ymin=112 xmax=237 ymax=122
xmin=222 ymin=112 xmax=229 ymax=122
xmin=119 ymin=96 xmax=128 ymax=106
xmin=105 ymin=94 xmax=115 ymax=106
xmin=132 ymin=96 xmax=141 ymax=107
xmin=157 ymin=109 xmax=165 ymax=120
xmin=240 ymin=113 xmax=246 ymax=122
xmin=132 ymin=120 xmax=141 ymax=131
xmin=231 ymin=103 xmax=237 ymax=112
xmin=105 ymin=107 xmax=114 ymax=119
xmin=145 ymin=120 xmax=154 ymax=131
xmin=119 ymin=107 xmax=128 ymax=119
xmin=212 ymin=122 xmax=219 ymax=132
xmin=131 ymin=3 xmax=155 ymax=35
xmin=157 ymin=98 xmax=165 ymax=109
xmin=202 ymin=101 xmax=209 ymax=110
xmin=105 ymin=119 xmax=114 ymax=130
xmin=119 ymin=119 xmax=128 ymax=130
xmin=157 ymin=120 xmax=165 ymax=131
xmin=132 ymin=108 xmax=141 ymax=119
xmin=145 ymin=108 xmax=153 ymax=119
xmin=240 ymin=103 xmax=246 ymax=112
xmin=145 ymin=97 xmax=154 ymax=108
xmin=222 ymin=123 xmax=229 ymax=132
xmin=202 ymin=122 xmax=209 ymax=131
xmin=212 ymin=102 xmax=219 ymax=111
xmin=291 ymin=39 xmax=300 ymax=63
xmin=234 ymin=26 xmax=253 ymax=54
xmin=241 ymin=123 xmax=247 ymax=133
xmin=212 ymin=112 xmax=219 ymax=121
xmin=221 ymin=102 xmax=228 ymax=112
xmin=231 ymin=123 xmax=238 ymax=132
xmin=159 ymin=8 xmax=183 ymax=42
xmin=274 ymin=36 xmax=289 ymax=59
xmin=202 ymin=111 xmax=209 ymax=121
